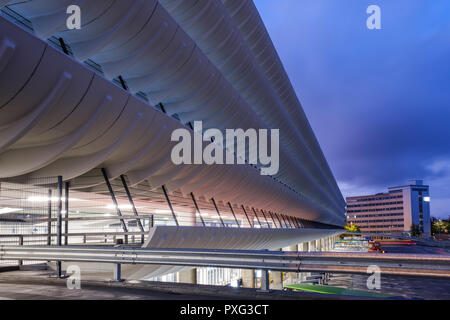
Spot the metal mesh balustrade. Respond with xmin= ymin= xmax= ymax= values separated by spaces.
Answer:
xmin=0 ymin=171 xmax=306 ymax=268
xmin=0 ymin=176 xmax=59 ymax=265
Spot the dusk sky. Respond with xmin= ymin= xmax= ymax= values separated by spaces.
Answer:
xmin=255 ymin=0 xmax=450 ymax=219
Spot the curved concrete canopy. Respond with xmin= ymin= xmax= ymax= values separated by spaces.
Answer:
xmin=0 ymin=2 xmax=345 ymax=226
xmin=54 ymin=226 xmax=342 ymax=280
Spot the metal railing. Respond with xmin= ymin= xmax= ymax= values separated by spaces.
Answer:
xmin=1 ymin=245 xmax=449 ymax=280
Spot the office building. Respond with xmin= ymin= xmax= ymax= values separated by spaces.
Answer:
xmin=346 ymin=180 xmax=431 ymax=237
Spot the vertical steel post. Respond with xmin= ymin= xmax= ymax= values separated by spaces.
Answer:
xmin=47 ymin=189 xmax=52 ymax=245
xmin=191 ymin=193 xmax=206 ymax=227
xmin=64 ymin=182 xmax=69 ymax=245
xmin=241 ymin=205 xmax=253 ymax=228
xmin=161 ymin=185 xmax=179 ymax=226
xmin=228 ymin=202 xmax=240 ymax=228
xmin=101 ymin=168 xmax=128 ymax=234
xmin=56 ymin=176 xmax=63 ymax=277
xmin=252 ymin=208 xmax=263 ymax=228
xmin=261 ymin=210 xmax=271 ymax=229
xmin=18 ymin=235 xmax=23 ymax=266
xmin=120 ymin=175 xmax=144 ymax=234
xmin=113 ymin=263 xmax=122 ymax=282
xmin=211 ymin=198 xmax=226 ymax=227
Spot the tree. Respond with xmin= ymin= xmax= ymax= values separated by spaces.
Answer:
xmin=431 ymin=217 xmax=450 ymax=236
xmin=345 ymin=223 xmax=361 ymax=233
xmin=410 ymin=224 xmax=421 ymax=238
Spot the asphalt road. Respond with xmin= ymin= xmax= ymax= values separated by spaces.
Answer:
xmin=326 ymin=244 xmax=450 ymax=299
xmin=380 ymin=244 xmax=450 ymax=255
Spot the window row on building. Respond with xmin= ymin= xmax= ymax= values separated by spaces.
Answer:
xmin=347 ymin=195 xmax=403 ymax=203
xmin=347 ymin=201 xmax=403 ymax=208
xmin=346 ymin=212 xmax=404 ymax=219
xmin=360 ymin=224 xmax=404 ymax=229
xmin=348 ymin=218 xmax=404 ymax=224
xmin=347 ymin=207 xmax=403 ymax=213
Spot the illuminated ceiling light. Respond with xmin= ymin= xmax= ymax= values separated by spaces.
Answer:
xmin=0 ymin=207 xmax=23 ymax=214
xmin=155 ymin=209 xmax=172 ymax=214
xmin=424 ymin=197 xmax=431 ymax=202
xmin=105 ymin=204 xmax=133 ymax=210
xmin=27 ymin=196 xmax=84 ymax=202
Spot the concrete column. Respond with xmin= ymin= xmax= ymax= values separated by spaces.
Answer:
xmin=242 ymin=269 xmax=255 ymax=288
xmin=302 ymin=242 xmax=309 ymax=252
xmin=309 ymin=241 xmax=315 ymax=252
xmin=178 ymin=268 xmax=197 ymax=284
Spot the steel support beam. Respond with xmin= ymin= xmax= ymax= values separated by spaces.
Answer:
xmin=120 ymin=175 xmax=145 ymax=242
xmin=191 ymin=193 xmax=205 ymax=227
xmin=274 ymin=213 xmax=284 ymax=229
xmin=252 ymin=208 xmax=263 ymax=228
xmin=268 ymin=212 xmax=279 ymax=229
xmin=101 ymin=168 xmax=128 ymax=234
xmin=261 ymin=210 xmax=271 ymax=229
xmin=211 ymin=198 xmax=226 ymax=227
xmin=289 ymin=216 xmax=298 ymax=229
xmin=283 ymin=215 xmax=291 ymax=228
xmin=228 ymin=202 xmax=240 ymax=228
xmin=161 ymin=185 xmax=179 ymax=227
xmin=241 ymin=206 xmax=253 ymax=228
